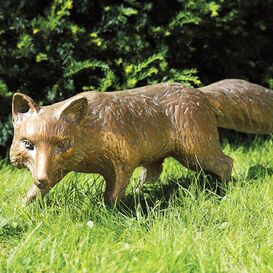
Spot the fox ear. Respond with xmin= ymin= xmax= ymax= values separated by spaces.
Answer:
xmin=12 ymin=93 xmax=39 ymax=121
xmin=60 ymin=97 xmax=88 ymax=124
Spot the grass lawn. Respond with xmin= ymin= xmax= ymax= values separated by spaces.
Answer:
xmin=0 ymin=136 xmax=273 ymax=273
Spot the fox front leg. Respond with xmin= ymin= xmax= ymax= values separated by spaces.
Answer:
xmin=22 ymin=184 xmax=51 ymax=206
xmin=103 ymin=164 xmax=134 ymax=205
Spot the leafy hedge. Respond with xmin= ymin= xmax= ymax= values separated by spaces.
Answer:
xmin=0 ymin=0 xmax=273 ymax=156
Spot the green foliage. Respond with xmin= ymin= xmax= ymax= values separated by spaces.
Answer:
xmin=0 ymin=80 xmax=11 ymax=97
xmin=268 ymin=78 xmax=273 ymax=89
xmin=0 ymin=0 xmax=273 ymax=152
xmin=0 ymin=137 xmax=273 ymax=272
xmin=64 ymin=59 xmax=116 ymax=91
xmin=0 ymin=117 xmax=12 ymax=148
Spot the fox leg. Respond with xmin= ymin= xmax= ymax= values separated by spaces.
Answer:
xmin=177 ymin=147 xmax=233 ymax=183
xmin=193 ymin=152 xmax=233 ymax=182
xmin=175 ymin=106 xmax=233 ymax=183
xmin=23 ymin=184 xmax=50 ymax=205
xmin=103 ymin=165 xmax=134 ymax=204
xmin=207 ymin=154 xmax=233 ymax=182
xmin=137 ymin=161 xmax=163 ymax=190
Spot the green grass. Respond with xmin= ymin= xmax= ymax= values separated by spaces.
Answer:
xmin=0 ymin=137 xmax=273 ymax=273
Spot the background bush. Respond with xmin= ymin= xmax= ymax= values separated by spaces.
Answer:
xmin=0 ymin=0 xmax=273 ymax=157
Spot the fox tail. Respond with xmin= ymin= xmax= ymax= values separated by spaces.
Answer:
xmin=199 ymin=79 xmax=273 ymax=134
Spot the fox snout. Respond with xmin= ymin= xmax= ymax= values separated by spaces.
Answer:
xmin=34 ymin=173 xmax=49 ymax=189
xmin=33 ymin=151 xmax=52 ymax=189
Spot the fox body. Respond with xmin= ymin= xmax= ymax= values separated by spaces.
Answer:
xmin=10 ymin=79 xmax=273 ymax=203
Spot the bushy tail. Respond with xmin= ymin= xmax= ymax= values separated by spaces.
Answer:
xmin=199 ymin=79 xmax=273 ymax=134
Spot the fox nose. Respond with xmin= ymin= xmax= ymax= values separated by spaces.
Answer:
xmin=35 ymin=151 xmax=50 ymax=189
xmin=35 ymin=177 xmax=49 ymax=189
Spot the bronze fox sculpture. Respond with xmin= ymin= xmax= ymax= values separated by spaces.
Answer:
xmin=10 ymin=79 xmax=273 ymax=204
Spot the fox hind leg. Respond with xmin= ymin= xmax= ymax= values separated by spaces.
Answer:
xmin=196 ymin=152 xmax=233 ymax=183
xmin=176 ymin=146 xmax=233 ymax=184
xmin=175 ymin=110 xmax=233 ymax=183
xmin=211 ymin=154 xmax=233 ymax=182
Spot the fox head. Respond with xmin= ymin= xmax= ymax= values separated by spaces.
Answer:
xmin=10 ymin=93 xmax=88 ymax=190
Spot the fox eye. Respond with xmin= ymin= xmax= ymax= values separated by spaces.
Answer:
xmin=22 ymin=139 xmax=34 ymax=151
xmin=56 ymin=139 xmax=72 ymax=152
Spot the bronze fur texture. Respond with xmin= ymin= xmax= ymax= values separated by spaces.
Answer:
xmin=10 ymin=79 xmax=273 ymax=204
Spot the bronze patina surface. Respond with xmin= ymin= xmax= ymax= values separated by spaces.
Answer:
xmin=10 ymin=79 xmax=273 ymax=204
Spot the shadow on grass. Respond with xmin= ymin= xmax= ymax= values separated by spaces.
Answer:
xmin=119 ymin=174 xmax=225 ymax=215
xmin=40 ymin=171 xmax=226 ymax=218
xmin=246 ymin=164 xmax=273 ymax=180
xmin=0 ymin=218 xmax=26 ymax=242
xmin=40 ymin=162 xmax=273 ymax=217
xmin=219 ymin=128 xmax=272 ymax=149
xmin=120 ymin=164 xmax=273 ymax=214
